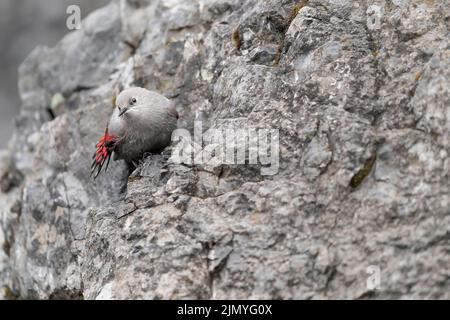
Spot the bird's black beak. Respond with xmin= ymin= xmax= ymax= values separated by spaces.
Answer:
xmin=118 ymin=106 xmax=128 ymax=117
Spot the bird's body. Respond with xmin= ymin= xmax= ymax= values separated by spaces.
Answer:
xmin=91 ymin=87 xmax=178 ymax=178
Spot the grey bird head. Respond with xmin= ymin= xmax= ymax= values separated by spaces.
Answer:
xmin=115 ymin=87 xmax=150 ymax=117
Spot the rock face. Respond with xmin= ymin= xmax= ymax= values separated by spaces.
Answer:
xmin=0 ymin=0 xmax=449 ymax=299
xmin=0 ymin=0 xmax=108 ymax=149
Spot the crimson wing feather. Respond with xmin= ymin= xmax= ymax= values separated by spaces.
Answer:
xmin=91 ymin=128 xmax=116 ymax=179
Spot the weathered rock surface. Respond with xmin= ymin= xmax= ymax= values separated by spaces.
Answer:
xmin=0 ymin=0 xmax=108 ymax=150
xmin=1 ymin=0 xmax=449 ymax=299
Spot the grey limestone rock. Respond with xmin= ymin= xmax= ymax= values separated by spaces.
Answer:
xmin=0 ymin=0 xmax=449 ymax=299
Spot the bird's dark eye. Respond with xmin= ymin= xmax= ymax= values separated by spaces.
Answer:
xmin=129 ymin=97 xmax=137 ymax=105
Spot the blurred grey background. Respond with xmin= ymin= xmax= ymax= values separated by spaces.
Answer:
xmin=0 ymin=0 xmax=109 ymax=150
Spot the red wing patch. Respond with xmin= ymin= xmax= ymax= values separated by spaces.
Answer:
xmin=91 ymin=127 xmax=116 ymax=179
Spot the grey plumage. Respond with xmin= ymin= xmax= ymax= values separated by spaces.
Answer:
xmin=109 ymin=87 xmax=178 ymax=163
xmin=91 ymin=87 xmax=178 ymax=178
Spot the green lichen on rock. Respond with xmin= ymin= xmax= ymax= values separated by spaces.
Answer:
xmin=2 ymin=286 xmax=19 ymax=300
xmin=231 ymin=27 xmax=241 ymax=50
xmin=349 ymin=154 xmax=377 ymax=188
xmin=2 ymin=238 xmax=10 ymax=257
xmin=286 ymin=0 xmax=309 ymax=28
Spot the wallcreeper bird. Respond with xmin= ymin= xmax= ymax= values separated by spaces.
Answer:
xmin=91 ymin=87 xmax=178 ymax=179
